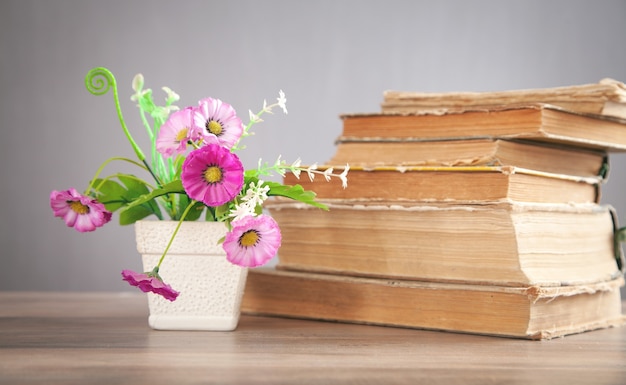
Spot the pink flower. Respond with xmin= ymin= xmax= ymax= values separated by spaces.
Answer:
xmin=50 ymin=188 xmax=112 ymax=232
xmin=121 ymin=269 xmax=179 ymax=301
xmin=156 ymin=107 xmax=195 ymax=157
xmin=192 ymin=97 xmax=243 ymax=149
xmin=181 ymin=143 xmax=244 ymax=207
xmin=223 ymin=214 xmax=282 ymax=267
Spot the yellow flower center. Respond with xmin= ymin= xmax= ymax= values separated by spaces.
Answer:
xmin=69 ymin=201 xmax=89 ymax=215
xmin=175 ymin=127 xmax=189 ymax=142
xmin=239 ymin=230 xmax=260 ymax=247
xmin=203 ymin=166 xmax=223 ymax=184
xmin=207 ymin=120 xmax=223 ymax=136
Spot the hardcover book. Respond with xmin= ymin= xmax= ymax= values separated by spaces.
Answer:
xmin=242 ymin=269 xmax=625 ymax=340
xmin=381 ymin=79 xmax=626 ymax=120
xmin=283 ymin=165 xmax=602 ymax=204
xmin=339 ymin=104 xmax=626 ymax=152
xmin=268 ymin=200 xmax=623 ymax=287
xmin=329 ymin=138 xmax=608 ymax=179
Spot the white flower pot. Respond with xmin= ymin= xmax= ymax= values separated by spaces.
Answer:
xmin=134 ymin=220 xmax=248 ymax=331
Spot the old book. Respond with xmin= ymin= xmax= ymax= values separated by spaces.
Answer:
xmin=329 ymin=138 xmax=608 ymax=179
xmin=283 ymin=165 xmax=601 ymax=204
xmin=267 ymin=201 xmax=623 ymax=287
xmin=338 ymin=104 xmax=626 ymax=152
xmin=241 ymin=269 xmax=625 ymax=340
xmin=381 ymin=78 xmax=626 ymax=119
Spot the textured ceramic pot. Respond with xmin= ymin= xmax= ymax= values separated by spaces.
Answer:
xmin=135 ymin=220 xmax=248 ymax=331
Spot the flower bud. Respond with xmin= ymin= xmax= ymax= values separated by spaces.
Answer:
xmin=132 ymin=74 xmax=144 ymax=92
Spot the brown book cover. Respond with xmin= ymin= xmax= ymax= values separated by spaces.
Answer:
xmin=242 ymin=269 xmax=625 ymax=340
xmin=268 ymin=201 xmax=622 ymax=287
xmin=329 ymin=138 xmax=608 ymax=180
xmin=283 ymin=165 xmax=602 ymax=204
xmin=381 ymin=79 xmax=626 ymax=120
xmin=339 ymin=104 xmax=626 ymax=152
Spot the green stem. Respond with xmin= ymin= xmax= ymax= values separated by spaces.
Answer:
xmin=141 ymin=158 xmax=164 ymax=188
xmin=233 ymin=102 xmax=279 ymax=150
xmin=138 ymin=109 xmax=155 ymax=142
xmin=85 ymin=67 xmax=147 ymax=162
xmin=155 ymin=201 xmax=197 ymax=268
xmin=84 ymin=156 xmax=149 ymax=195
xmin=85 ymin=67 xmax=165 ymax=188
xmin=93 ymin=172 xmax=158 ymax=194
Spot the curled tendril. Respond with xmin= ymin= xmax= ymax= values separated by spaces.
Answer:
xmin=85 ymin=67 xmax=116 ymax=96
xmin=83 ymin=66 xmax=149 ymax=166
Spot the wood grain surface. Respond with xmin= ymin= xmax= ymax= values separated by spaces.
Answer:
xmin=1 ymin=292 xmax=625 ymax=384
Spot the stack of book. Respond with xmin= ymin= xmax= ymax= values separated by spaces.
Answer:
xmin=242 ymin=80 xmax=626 ymax=340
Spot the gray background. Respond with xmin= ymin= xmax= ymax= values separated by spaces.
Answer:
xmin=2 ymin=0 xmax=626 ymax=293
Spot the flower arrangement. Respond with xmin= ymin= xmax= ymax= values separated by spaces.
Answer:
xmin=50 ymin=67 xmax=348 ymax=301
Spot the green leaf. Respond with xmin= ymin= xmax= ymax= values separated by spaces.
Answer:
xmin=264 ymin=181 xmax=328 ymax=210
xmin=119 ymin=204 xmax=154 ymax=225
xmin=124 ymin=179 xmax=185 ymax=210
xmin=205 ymin=207 xmax=216 ymax=222
xmin=117 ymin=174 xmax=149 ymax=194
xmin=215 ymin=202 xmax=233 ymax=222
xmin=185 ymin=202 xmax=205 ymax=222
xmin=617 ymin=227 xmax=626 ymax=243
xmin=117 ymin=175 xmax=162 ymax=220
xmin=244 ymin=169 xmax=261 ymax=180
xmin=176 ymin=196 xmax=205 ymax=222
xmin=91 ymin=175 xmax=169 ymax=224
xmin=91 ymin=179 xmax=128 ymax=212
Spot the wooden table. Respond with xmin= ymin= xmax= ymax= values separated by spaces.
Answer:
xmin=1 ymin=292 xmax=625 ymax=384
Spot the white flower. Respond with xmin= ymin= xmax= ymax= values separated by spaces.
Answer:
xmin=162 ymin=86 xmax=180 ymax=103
xmin=262 ymin=99 xmax=273 ymax=114
xmin=228 ymin=180 xmax=271 ymax=222
xmin=273 ymin=155 xmax=287 ymax=176
xmin=290 ymin=158 xmax=302 ymax=179
xmin=277 ymin=90 xmax=288 ymax=114
xmin=306 ymin=163 xmax=318 ymax=181
xmin=131 ymin=90 xmax=149 ymax=102
xmin=229 ymin=203 xmax=255 ymax=222
xmin=323 ymin=167 xmax=334 ymax=182
xmin=339 ymin=164 xmax=350 ymax=188
xmin=228 ymin=180 xmax=272 ymax=222
xmin=249 ymin=109 xmax=263 ymax=124
xmin=244 ymin=180 xmax=270 ymax=208
xmin=163 ymin=105 xmax=180 ymax=114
